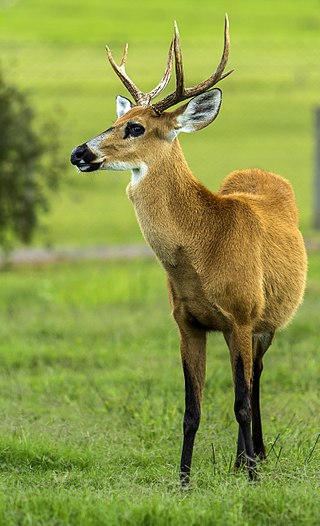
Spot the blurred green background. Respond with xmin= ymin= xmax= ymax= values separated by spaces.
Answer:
xmin=1 ymin=0 xmax=319 ymax=248
xmin=1 ymin=2 xmax=320 ymax=522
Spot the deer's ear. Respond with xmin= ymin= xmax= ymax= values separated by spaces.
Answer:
xmin=175 ymin=89 xmax=222 ymax=133
xmin=116 ymin=95 xmax=133 ymax=118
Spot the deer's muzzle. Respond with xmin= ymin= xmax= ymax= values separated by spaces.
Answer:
xmin=70 ymin=143 xmax=102 ymax=172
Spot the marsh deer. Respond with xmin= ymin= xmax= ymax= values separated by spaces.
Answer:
xmin=70 ymin=16 xmax=307 ymax=482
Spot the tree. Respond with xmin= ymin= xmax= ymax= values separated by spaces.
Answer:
xmin=0 ymin=68 xmax=62 ymax=255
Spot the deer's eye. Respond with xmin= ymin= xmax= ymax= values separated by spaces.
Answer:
xmin=124 ymin=122 xmax=145 ymax=139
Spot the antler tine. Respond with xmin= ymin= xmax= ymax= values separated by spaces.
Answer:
xmin=153 ymin=14 xmax=234 ymax=113
xmin=107 ymin=40 xmax=175 ymax=107
xmin=147 ymin=39 xmax=174 ymax=102
xmin=120 ymin=43 xmax=128 ymax=68
xmin=106 ymin=44 xmax=146 ymax=105
xmin=185 ymin=13 xmax=234 ymax=97
xmin=173 ymin=21 xmax=184 ymax=96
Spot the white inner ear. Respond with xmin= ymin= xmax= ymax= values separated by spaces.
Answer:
xmin=176 ymin=89 xmax=222 ymax=133
xmin=116 ymin=95 xmax=133 ymax=118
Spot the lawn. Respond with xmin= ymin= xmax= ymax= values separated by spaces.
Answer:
xmin=0 ymin=1 xmax=319 ymax=524
xmin=0 ymin=0 xmax=320 ymax=247
xmin=0 ymin=252 xmax=319 ymax=525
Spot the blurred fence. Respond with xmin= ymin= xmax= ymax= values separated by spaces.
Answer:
xmin=314 ymin=108 xmax=320 ymax=229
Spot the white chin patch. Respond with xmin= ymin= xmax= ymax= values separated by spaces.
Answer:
xmin=101 ymin=161 xmax=148 ymax=185
xmin=131 ymin=163 xmax=148 ymax=185
xmin=101 ymin=161 xmax=133 ymax=171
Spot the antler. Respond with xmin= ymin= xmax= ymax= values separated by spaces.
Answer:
xmin=106 ymin=15 xmax=233 ymax=112
xmin=106 ymin=39 xmax=174 ymax=107
xmin=153 ymin=14 xmax=234 ymax=112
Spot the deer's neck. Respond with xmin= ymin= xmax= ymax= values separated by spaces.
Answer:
xmin=127 ymin=139 xmax=219 ymax=266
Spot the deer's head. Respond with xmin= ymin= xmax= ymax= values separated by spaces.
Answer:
xmin=70 ymin=16 xmax=233 ymax=180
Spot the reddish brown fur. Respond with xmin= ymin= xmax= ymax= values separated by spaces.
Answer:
xmin=122 ymin=115 xmax=306 ymax=340
xmin=72 ymin=101 xmax=307 ymax=481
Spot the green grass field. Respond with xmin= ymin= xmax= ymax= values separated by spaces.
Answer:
xmin=0 ymin=252 xmax=319 ymax=525
xmin=1 ymin=1 xmax=320 ymax=524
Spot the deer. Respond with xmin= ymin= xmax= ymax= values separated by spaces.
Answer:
xmin=70 ymin=15 xmax=307 ymax=483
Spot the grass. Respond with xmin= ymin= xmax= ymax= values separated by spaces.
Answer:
xmin=0 ymin=1 xmax=319 ymax=523
xmin=0 ymin=252 xmax=319 ymax=524
xmin=1 ymin=0 xmax=320 ymax=247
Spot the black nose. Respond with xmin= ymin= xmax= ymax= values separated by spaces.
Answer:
xmin=70 ymin=143 xmax=95 ymax=165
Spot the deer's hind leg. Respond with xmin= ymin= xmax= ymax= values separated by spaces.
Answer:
xmin=251 ymin=331 xmax=274 ymax=460
xmin=225 ymin=325 xmax=256 ymax=479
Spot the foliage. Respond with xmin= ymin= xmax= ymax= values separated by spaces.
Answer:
xmin=0 ymin=254 xmax=319 ymax=524
xmin=0 ymin=68 xmax=62 ymax=253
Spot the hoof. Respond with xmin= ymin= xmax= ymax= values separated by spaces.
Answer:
xmin=234 ymin=454 xmax=258 ymax=481
xmin=234 ymin=452 xmax=246 ymax=471
xmin=179 ymin=471 xmax=190 ymax=487
xmin=256 ymin=451 xmax=267 ymax=463
xmin=248 ymin=464 xmax=258 ymax=482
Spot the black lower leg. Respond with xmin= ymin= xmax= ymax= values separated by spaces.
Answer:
xmin=252 ymin=358 xmax=265 ymax=459
xmin=234 ymin=355 xmax=256 ymax=479
xmin=251 ymin=332 xmax=274 ymax=460
xmin=180 ymin=361 xmax=200 ymax=485
xmin=235 ymin=426 xmax=246 ymax=469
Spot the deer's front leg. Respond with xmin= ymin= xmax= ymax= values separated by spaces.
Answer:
xmin=176 ymin=316 xmax=207 ymax=485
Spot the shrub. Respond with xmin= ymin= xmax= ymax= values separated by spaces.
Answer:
xmin=0 ymin=68 xmax=62 ymax=254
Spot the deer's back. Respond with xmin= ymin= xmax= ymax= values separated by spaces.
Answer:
xmin=218 ymin=168 xmax=299 ymax=225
